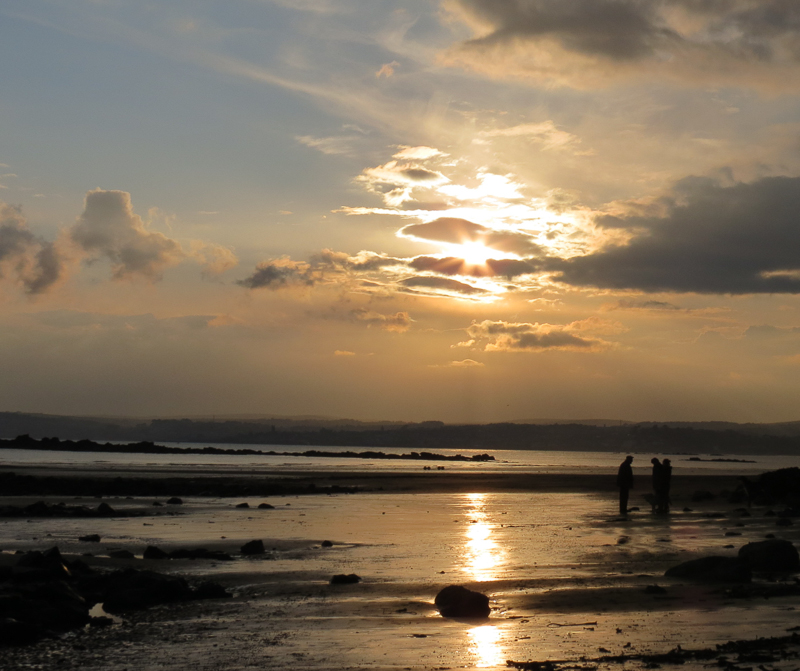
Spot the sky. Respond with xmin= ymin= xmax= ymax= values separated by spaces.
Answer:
xmin=1 ymin=0 xmax=800 ymax=424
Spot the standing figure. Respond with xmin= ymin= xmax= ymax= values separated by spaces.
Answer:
xmin=616 ymin=455 xmax=634 ymax=516
xmin=660 ymin=458 xmax=672 ymax=513
xmin=651 ymin=458 xmax=663 ymax=513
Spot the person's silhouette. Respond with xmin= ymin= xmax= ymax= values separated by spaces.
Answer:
xmin=616 ymin=455 xmax=634 ymax=515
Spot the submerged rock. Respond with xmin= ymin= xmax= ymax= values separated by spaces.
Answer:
xmin=665 ymin=556 xmax=751 ymax=582
xmin=330 ymin=574 xmax=361 ymax=585
xmin=738 ymin=539 xmax=800 ymax=572
xmin=78 ymin=534 xmax=101 ymax=543
xmin=434 ymin=585 xmax=491 ymax=618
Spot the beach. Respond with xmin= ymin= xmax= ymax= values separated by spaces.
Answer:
xmin=1 ymin=456 xmax=799 ymax=671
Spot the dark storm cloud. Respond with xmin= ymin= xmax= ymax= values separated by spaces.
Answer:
xmin=552 ymin=176 xmax=800 ymax=294
xmin=610 ymin=299 xmax=682 ymax=311
xmin=445 ymin=0 xmax=800 ymax=88
xmin=400 ymin=276 xmax=488 ymax=295
xmin=452 ymin=0 xmax=670 ymax=61
xmin=0 ymin=203 xmax=63 ymax=294
xmin=237 ymin=261 xmax=316 ymax=289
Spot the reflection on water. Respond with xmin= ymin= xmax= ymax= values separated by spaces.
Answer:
xmin=463 ymin=493 xmax=503 ymax=581
xmin=468 ymin=625 xmax=504 ymax=668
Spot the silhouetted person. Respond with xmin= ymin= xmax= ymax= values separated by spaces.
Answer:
xmin=660 ymin=458 xmax=672 ymax=513
xmin=651 ymin=457 xmax=663 ymax=513
xmin=616 ymin=455 xmax=634 ymax=515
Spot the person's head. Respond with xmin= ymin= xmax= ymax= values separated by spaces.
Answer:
xmin=625 ymin=455 xmax=633 ymax=463
xmin=651 ymin=457 xmax=660 ymax=465
xmin=663 ymin=458 xmax=671 ymax=466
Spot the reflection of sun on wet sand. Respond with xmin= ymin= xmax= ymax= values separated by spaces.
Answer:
xmin=1 ymin=464 xmax=800 ymax=670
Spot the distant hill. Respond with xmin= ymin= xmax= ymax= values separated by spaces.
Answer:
xmin=1 ymin=411 xmax=800 ymax=455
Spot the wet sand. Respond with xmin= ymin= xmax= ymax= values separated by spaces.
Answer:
xmin=2 ymin=465 xmax=799 ymax=671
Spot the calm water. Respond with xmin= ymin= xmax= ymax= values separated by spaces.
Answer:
xmin=0 ymin=443 xmax=795 ymax=476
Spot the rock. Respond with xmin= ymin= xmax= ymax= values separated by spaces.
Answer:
xmin=16 ymin=547 xmax=71 ymax=581
xmin=108 ymin=550 xmax=135 ymax=560
xmin=240 ymin=540 xmax=265 ymax=555
xmin=89 ymin=616 xmax=114 ymax=628
xmin=97 ymin=569 xmax=193 ymax=613
xmin=152 ymin=502 xmax=163 ymax=507
xmin=665 ymin=556 xmax=751 ymax=582
xmin=166 ymin=497 xmax=183 ymax=505
xmin=78 ymin=534 xmax=101 ymax=543
xmin=644 ymin=585 xmax=666 ymax=594
xmin=143 ymin=546 xmax=169 ymax=560
xmin=434 ymin=585 xmax=491 ymax=618
xmin=738 ymin=539 xmax=800 ymax=572
xmin=235 ymin=502 xmax=250 ymax=509
xmin=192 ymin=581 xmax=230 ymax=600
xmin=96 ymin=503 xmax=115 ymax=517
xmin=330 ymin=574 xmax=361 ymax=585
xmin=321 ymin=540 xmax=333 ymax=547
xmin=257 ymin=503 xmax=275 ymax=509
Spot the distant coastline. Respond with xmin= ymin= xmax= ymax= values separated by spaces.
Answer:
xmin=0 ymin=435 xmax=495 ymax=463
xmin=2 ymin=411 xmax=800 ymax=455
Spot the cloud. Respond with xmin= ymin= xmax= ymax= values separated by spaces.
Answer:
xmin=296 ymin=134 xmax=360 ymax=156
xmin=393 ymin=146 xmax=446 ymax=160
xmin=376 ymin=61 xmax=400 ymax=78
xmin=334 ymin=350 xmax=356 ymax=356
xmin=461 ymin=318 xmax=617 ymax=352
xmin=351 ymin=308 xmax=411 ymax=332
xmin=400 ymin=275 xmax=488 ymax=296
xmin=187 ymin=241 xmax=239 ymax=277
xmin=400 ymin=217 xmax=542 ymax=256
xmin=0 ymin=202 xmax=63 ymax=295
xmin=552 ymin=175 xmax=800 ymax=295
xmin=608 ymin=299 xmax=683 ymax=311
xmin=437 ymin=358 xmax=485 ymax=368
xmin=442 ymin=0 xmax=800 ymax=90
xmin=237 ymin=258 xmax=316 ymax=289
xmin=70 ymin=189 xmax=184 ymax=280
xmin=410 ymin=255 xmax=538 ymax=278
xmin=477 ymin=120 xmax=580 ymax=151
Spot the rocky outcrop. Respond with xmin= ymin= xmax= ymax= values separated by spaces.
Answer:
xmin=434 ymin=585 xmax=491 ymax=618
xmin=738 ymin=539 xmax=800 ymax=572
xmin=664 ymin=556 xmax=751 ymax=582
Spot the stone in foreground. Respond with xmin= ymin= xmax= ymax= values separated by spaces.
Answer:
xmin=434 ymin=585 xmax=490 ymax=618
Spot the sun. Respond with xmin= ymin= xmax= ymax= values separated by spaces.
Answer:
xmin=449 ymin=241 xmax=495 ymax=265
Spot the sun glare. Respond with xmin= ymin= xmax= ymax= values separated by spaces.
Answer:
xmin=452 ymin=241 xmax=496 ymax=266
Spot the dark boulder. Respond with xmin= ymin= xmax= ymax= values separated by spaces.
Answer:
xmin=143 ymin=546 xmax=169 ymax=560
xmin=166 ymin=497 xmax=183 ymax=505
xmin=235 ymin=502 xmax=250 ymax=509
xmin=78 ymin=534 xmax=101 ymax=543
xmin=330 ymin=574 xmax=361 ymax=585
xmin=665 ymin=556 xmax=751 ymax=582
xmin=16 ymin=548 xmax=72 ymax=581
xmin=240 ymin=540 xmax=265 ymax=555
xmin=434 ymin=585 xmax=491 ymax=618
xmin=257 ymin=503 xmax=275 ymax=509
xmin=321 ymin=540 xmax=333 ymax=548
xmin=738 ymin=539 xmax=800 ymax=572
xmin=96 ymin=503 xmax=115 ymax=517
xmin=192 ymin=581 xmax=230 ymax=600
xmin=97 ymin=569 xmax=193 ymax=613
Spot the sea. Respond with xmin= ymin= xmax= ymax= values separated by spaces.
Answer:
xmin=1 ymin=443 xmax=796 ymax=476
